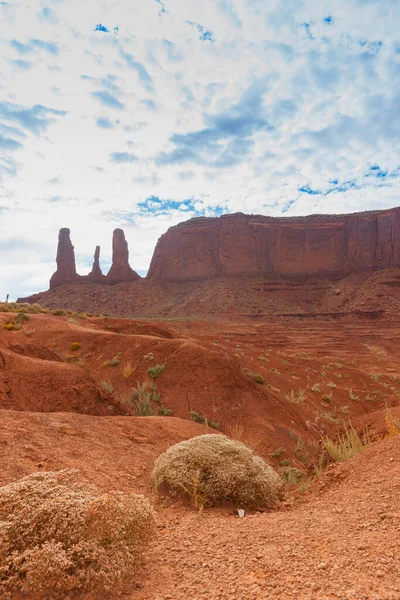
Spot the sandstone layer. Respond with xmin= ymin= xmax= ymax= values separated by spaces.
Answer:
xmin=49 ymin=228 xmax=140 ymax=288
xmin=148 ymin=207 xmax=400 ymax=281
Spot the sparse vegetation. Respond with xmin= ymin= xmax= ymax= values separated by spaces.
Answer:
xmin=258 ymin=354 xmax=270 ymax=362
xmin=24 ymin=327 xmax=36 ymax=337
xmin=123 ymin=361 xmax=134 ymax=379
xmin=323 ymin=426 xmax=371 ymax=462
xmin=282 ymin=466 xmax=304 ymax=485
xmin=319 ymin=410 xmax=340 ymax=424
xmin=348 ymin=389 xmax=360 ymax=401
xmin=101 ymin=380 xmax=114 ymax=394
xmin=151 ymin=434 xmax=283 ymax=508
xmin=189 ymin=410 xmax=220 ymax=429
xmin=247 ymin=371 xmax=266 ymax=384
xmin=104 ymin=352 xmax=122 ymax=367
xmin=224 ymin=422 xmax=261 ymax=451
xmin=271 ymin=447 xmax=284 ymax=458
xmin=322 ymin=393 xmax=333 ymax=403
xmin=311 ymin=383 xmax=321 ymax=393
xmin=0 ymin=469 xmax=155 ymax=598
xmin=285 ymin=389 xmax=306 ymax=404
xmin=385 ymin=409 xmax=400 ymax=439
xmin=127 ymin=381 xmax=171 ymax=416
xmin=70 ymin=342 xmax=81 ymax=351
xmin=2 ymin=322 xmax=15 ymax=331
xmin=370 ymin=372 xmax=383 ymax=381
xmin=327 ymin=381 xmax=337 ymax=389
xmin=147 ymin=363 xmax=166 ymax=379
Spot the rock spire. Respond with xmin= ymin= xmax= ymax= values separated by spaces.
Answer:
xmin=49 ymin=228 xmax=78 ymax=289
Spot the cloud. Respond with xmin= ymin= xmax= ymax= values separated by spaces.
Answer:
xmin=110 ymin=152 xmax=137 ymax=163
xmin=96 ymin=117 xmax=116 ymax=129
xmin=31 ymin=39 xmax=59 ymax=55
xmin=9 ymin=38 xmax=59 ymax=56
xmin=9 ymin=59 xmax=32 ymax=70
xmin=0 ymin=135 xmax=23 ymax=150
xmin=0 ymin=101 xmax=67 ymax=134
xmin=156 ymin=84 xmax=271 ymax=167
xmin=38 ymin=7 xmax=59 ymax=24
xmin=120 ymin=50 xmax=154 ymax=92
xmin=91 ymin=90 xmax=125 ymax=110
xmin=0 ymin=156 xmax=17 ymax=181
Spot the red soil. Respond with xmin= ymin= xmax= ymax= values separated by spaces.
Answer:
xmin=1 ymin=309 xmax=399 ymax=598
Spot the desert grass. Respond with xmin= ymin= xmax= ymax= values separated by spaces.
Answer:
xmin=323 ymin=426 xmax=371 ymax=462
xmin=224 ymin=421 xmax=263 ymax=452
xmin=385 ymin=409 xmax=400 ymax=439
xmin=101 ymin=379 xmax=114 ymax=394
xmin=286 ymin=389 xmax=306 ymax=404
xmin=123 ymin=361 xmax=134 ymax=379
xmin=128 ymin=380 xmax=171 ymax=416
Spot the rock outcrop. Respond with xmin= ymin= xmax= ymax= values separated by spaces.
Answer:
xmin=49 ymin=228 xmax=140 ymax=288
xmin=87 ymin=246 xmax=105 ymax=283
xmin=49 ymin=228 xmax=78 ymax=289
xmin=106 ymin=229 xmax=140 ymax=284
xmin=148 ymin=208 xmax=400 ymax=281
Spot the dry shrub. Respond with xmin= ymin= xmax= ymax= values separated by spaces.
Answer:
xmin=385 ymin=409 xmax=400 ymax=439
xmin=323 ymin=426 xmax=371 ymax=462
xmin=151 ymin=434 xmax=283 ymax=508
xmin=0 ymin=469 xmax=156 ymax=598
xmin=224 ymin=421 xmax=263 ymax=452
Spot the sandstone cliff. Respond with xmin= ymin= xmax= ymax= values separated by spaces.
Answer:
xmin=50 ymin=228 xmax=140 ymax=289
xmin=147 ymin=208 xmax=400 ymax=281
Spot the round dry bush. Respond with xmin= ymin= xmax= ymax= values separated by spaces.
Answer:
xmin=151 ymin=434 xmax=283 ymax=508
xmin=0 ymin=469 xmax=156 ymax=598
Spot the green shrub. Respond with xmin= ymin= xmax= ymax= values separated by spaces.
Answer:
xmin=128 ymin=381 xmax=171 ymax=417
xmin=2 ymin=322 xmax=15 ymax=331
xmin=247 ymin=371 xmax=266 ymax=384
xmin=189 ymin=410 xmax=220 ymax=429
xmin=70 ymin=342 xmax=81 ymax=351
xmin=151 ymin=434 xmax=283 ymax=508
xmin=101 ymin=380 xmax=114 ymax=394
xmin=282 ymin=467 xmax=304 ymax=485
xmin=147 ymin=364 xmax=166 ymax=379
xmin=104 ymin=352 xmax=122 ymax=367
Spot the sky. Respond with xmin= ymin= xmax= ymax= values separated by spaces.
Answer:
xmin=1 ymin=0 xmax=400 ymax=300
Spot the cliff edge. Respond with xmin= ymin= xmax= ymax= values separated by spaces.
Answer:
xmin=147 ymin=208 xmax=400 ymax=281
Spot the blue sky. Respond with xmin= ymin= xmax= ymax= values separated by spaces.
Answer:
xmin=1 ymin=0 xmax=400 ymax=299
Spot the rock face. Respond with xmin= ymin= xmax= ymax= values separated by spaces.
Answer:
xmin=87 ymin=246 xmax=106 ymax=283
xmin=49 ymin=228 xmax=140 ymax=288
xmin=148 ymin=208 xmax=400 ymax=281
xmin=49 ymin=228 xmax=77 ymax=289
xmin=106 ymin=229 xmax=140 ymax=284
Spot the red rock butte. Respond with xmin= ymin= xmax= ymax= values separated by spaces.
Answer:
xmin=148 ymin=207 xmax=400 ymax=281
xmin=49 ymin=227 xmax=140 ymax=288
xmin=48 ymin=206 xmax=400 ymax=289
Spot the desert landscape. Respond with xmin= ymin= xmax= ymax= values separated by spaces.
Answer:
xmin=0 ymin=208 xmax=399 ymax=599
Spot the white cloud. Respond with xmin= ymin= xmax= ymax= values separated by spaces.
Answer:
xmin=0 ymin=0 xmax=399 ymax=300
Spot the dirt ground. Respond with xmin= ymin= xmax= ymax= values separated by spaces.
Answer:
xmin=1 ymin=310 xmax=399 ymax=599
